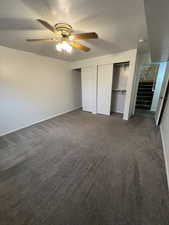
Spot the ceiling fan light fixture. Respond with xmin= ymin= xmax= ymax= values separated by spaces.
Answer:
xmin=26 ymin=19 xmax=98 ymax=53
xmin=56 ymin=43 xmax=63 ymax=52
xmin=69 ymin=35 xmax=74 ymax=41
xmin=56 ymin=41 xmax=72 ymax=53
xmin=62 ymin=41 xmax=72 ymax=53
xmin=139 ymin=39 xmax=144 ymax=43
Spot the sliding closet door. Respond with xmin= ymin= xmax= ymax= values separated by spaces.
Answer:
xmin=97 ymin=64 xmax=113 ymax=115
xmin=81 ymin=66 xmax=97 ymax=113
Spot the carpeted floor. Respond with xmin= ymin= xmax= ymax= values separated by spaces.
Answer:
xmin=0 ymin=110 xmax=169 ymax=225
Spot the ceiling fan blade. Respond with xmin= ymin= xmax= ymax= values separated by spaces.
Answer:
xmin=37 ymin=19 xmax=55 ymax=33
xmin=70 ymin=32 xmax=98 ymax=40
xmin=70 ymin=41 xmax=90 ymax=52
xmin=26 ymin=38 xmax=55 ymax=42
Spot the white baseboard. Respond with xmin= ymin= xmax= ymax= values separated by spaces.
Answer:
xmin=0 ymin=106 xmax=81 ymax=137
xmin=160 ymin=126 xmax=169 ymax=191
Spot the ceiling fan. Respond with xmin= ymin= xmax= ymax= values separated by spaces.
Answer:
xmin=26 ymin=19 xmax=98 ymax=53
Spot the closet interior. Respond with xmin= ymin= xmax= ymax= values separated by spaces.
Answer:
xmin=111 ymin=62 xmax=129 ymax=115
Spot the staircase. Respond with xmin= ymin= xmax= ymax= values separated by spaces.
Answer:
xmin=136 ymin=82 xmax=154 ymax=110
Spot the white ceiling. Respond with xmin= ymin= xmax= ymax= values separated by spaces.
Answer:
xmin=144 ymin=0 xmax=169 ymax=62
xmin=0 ymin=0 xmax=147 ymax=61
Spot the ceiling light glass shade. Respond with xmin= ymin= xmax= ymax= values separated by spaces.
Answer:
xmin=56 ymin=43 xmax=63 ymax=52
xmin=56 ymin=41 xmax=72 ymax=53
xmin=69 ymin=35 xmax=74 ymax=41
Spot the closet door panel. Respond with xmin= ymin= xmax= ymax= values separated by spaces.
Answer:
xmin=81 ymin=66 xmax=97 ymax=113
xmin=97 ymin=64 xmax=113 ymax=115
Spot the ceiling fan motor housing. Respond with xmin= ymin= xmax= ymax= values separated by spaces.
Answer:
xmin=54 ymin=23 xmax=73 ymax=37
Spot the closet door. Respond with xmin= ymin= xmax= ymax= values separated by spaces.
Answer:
xmin=81 ymin=66 xmax=97 ymax=113
xmin=97 ymin=64 xmax=113 ymax=115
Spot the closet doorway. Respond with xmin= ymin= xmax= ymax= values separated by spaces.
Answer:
xmin=72 ymin=68 xmax=82 ymax=111
xmin=111 ymin=62 xmax=130 ymax=116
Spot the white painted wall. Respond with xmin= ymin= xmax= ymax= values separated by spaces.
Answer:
xmin=160 ymin=91 xmax=169 ymax=190
xmin=151 ymin=62 xmax=167 ymax=111
xmin=0 ymin=47 xmax=137 ymax=136
xmin=0 ymin=46 xmax=81 ymax=136
xmin=71 ymin=49 xmax=137 ymax=120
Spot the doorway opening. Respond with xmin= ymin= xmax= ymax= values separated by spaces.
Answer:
xmin=111 ymin=62 xmax=130 ymax=117
xmin=72 ymin=68 xmax=82 ymax=110
xmin=134 ymin=62 xmax=167 ymax=118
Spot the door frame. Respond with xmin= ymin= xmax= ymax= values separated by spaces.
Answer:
xmin=155 ymin=62 xmax=169 ymax=125
xmin=156 ymin=78 xmax=169 ymax=125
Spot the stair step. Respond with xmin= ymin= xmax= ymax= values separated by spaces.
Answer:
xmin=138 ymin=87 xmax=153 ymax=91
xmin=136 ymin=101 xmax=152 ymax=106
xmin=137 ymin=95 xmax=153 ymax=99
xmin=136 ymin=100 xmax=152 ymax=104
xmin=139 ymin=82 xmax=153 ymax=85
xmin=136 ymin=106 xmax=151 ymax=110
xmin=136 ymin=104 xmax=151 ymax=109
xmin=137 ymin=93 xmax=153 ymax=98
xmin=137 ymin=91 xmax=153 ymax=94
xmin=136 ymin=82 xmax=154 ymax=110
xmin=137 ymin=90 xmax=153 ymax=94
xmin=139 ymin=83 xmax=154 ymax=88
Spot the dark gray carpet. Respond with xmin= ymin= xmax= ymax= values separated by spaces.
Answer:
xmin=0 ymin=110 xmax=169 ymax=225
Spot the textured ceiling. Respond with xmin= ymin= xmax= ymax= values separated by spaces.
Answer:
xmin=0 ymin=0 xmax=147 ymax=61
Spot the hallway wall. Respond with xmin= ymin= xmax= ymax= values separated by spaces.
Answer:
xmin=160 ymin=91 xmax=169 ymax=189
xmin=151 ymin=62 xmax=167 ymax=111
